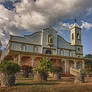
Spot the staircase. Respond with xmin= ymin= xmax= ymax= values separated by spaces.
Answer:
xmin=70 ymin=67 xmax=81 ymax=76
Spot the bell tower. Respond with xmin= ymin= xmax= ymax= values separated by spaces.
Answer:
xmin=70 ymin=21 xmax=83 ymax=57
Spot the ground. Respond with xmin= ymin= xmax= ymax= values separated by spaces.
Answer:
xmin=0 ymin=76 xmax=92 ymax=92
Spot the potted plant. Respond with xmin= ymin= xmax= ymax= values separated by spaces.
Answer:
xmin=0 ymin=61 xmax=20 ymax=87
xmin=33 ymin=58 xmax=52 ymax=81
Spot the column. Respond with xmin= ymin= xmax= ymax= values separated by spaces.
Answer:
xmin=65 ymin=60 xmax=69 ymax=74
xmin=13 ymin=57 xmax=17 ymax=63
xmin=31 ymin=55 xmax=35 ymax=67
xmin=82 ymin=60 xmax=85 ymax=70
xmin=13 ymin=57 xmax=16 ymax=62
xmin=74 ymin=60 xmax=77 ymax=69
xmin=18 ymin=54 xmax=21 ymax=65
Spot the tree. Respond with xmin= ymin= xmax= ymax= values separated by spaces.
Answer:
xmin=85 ymin=54 xmax=92 ymax=73
xmin=33 ymin=58 xmax=52 ymax=81
xmin=0 ymin=61 xmax=20 ymax=87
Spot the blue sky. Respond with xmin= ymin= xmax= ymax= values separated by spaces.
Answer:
xmin=0 ymin=0 xmax=92 ymax=56
xmin=60 ymin=18 xmax=92 ymax=55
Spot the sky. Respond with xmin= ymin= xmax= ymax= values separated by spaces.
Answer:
xmin=0 ymin=0 xmax=92 ymax=56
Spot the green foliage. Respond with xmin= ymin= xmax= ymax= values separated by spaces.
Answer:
xmin=85 ymin=54 xmax=92 ymax=73
xmin=85 ymin=54 xmax=92 ymax=58
xmin=0 ymin=60 xmax=20 ymax=75
xmin=34 ymin=58 xmax=52 ymax=74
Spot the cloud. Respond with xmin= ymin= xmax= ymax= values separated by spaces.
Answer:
xmin=54 ymin=22 xmax=73 ymax=31
xmin=14 ymin=0 xmax=92 ymax=31
xmin=0 ymin=0 xmax=92 ymax=47
xmin=81 ymin=21 xmax=92 ymax=31
xmin=86 ymin=8 xmax=92 ymax=16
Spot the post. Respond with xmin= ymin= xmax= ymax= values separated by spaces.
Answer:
xmin=31 ymin=56 xmax=35 ymax=67
xmin=18 ymin=54 xmax=21 ymax=65
xmin=82 ymin=60 xmax=85 ymax=70
xmin=74 ymin=61 xmax=77 ymax=69
xmin=65 ymin=60 xmax=69 ymax=74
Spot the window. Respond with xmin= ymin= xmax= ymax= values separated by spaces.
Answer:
xmin=34 ymin=46 xmax=38 ymax=53
xmin=78 ymin=48 xmax=80 ymax=51
xmin=21 ymin=44 xmax=25 ymax=51
xmin=77 ymin=33 xmax=80 ymax=39
xmin=72 ymin=33 xmax=74 ymax=40
xmin=48 ymin=35 xmax=53 ymax=43
xmin=46 ymin=50 xmax=52 ymax=54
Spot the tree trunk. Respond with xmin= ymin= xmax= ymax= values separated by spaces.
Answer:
xmin=34 ymin=73 xmax=42 ymax=81
xmin=34 ymin=72 xmax=48 ymax=81
xmin=0 ymin=73 xmax=16 ymax=87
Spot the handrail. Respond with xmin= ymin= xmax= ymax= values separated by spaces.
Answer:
xmin=70 ymin=67 xmax=81 ymax=76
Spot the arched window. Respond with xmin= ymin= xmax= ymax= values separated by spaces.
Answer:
xmin=77 ymin=33 xmax=80 ymax=39
xmin=48 ymin=35 xmax=53 ymax=43
xmin=78 ymin=48 xmax=80 ymax=51
xmin=72 ymin=33 xmax=74 ymax=40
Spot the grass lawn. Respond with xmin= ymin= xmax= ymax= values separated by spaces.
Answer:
xmin=0 ymin=77 xmax=92 ymax=92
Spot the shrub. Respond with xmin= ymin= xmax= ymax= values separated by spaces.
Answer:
xmin=0 ymin=61 xmax=20 ymax=75
xmin=0 ymin=60 xmax=20 ymax=87
xmin=33 ymin=58 xmax=52 ymax=81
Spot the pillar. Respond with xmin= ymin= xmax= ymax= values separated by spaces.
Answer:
xmin=82 ymin=60 xmax=85 ymax=70
xmin=31 ymin=55 xmax=35 ymax=67
xmin=13 ymin=57 xmax=16 ymax=62
xmin=65 ymin=60 xmax=69 ymax=74
xmin=18 ymin=54 xmax=21 ymax=65
xmin=74 ymin=61 xmax=77 ymax=69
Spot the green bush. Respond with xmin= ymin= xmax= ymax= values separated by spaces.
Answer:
xmin=0 ymin=60 xmax=20 ymax=75
xmin=34 ymin=58 xmax=52 ymax=80
xmin=0 ymin=61 xmax=20 ymax=87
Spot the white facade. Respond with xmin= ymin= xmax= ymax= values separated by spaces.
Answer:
xmin=9 ymin=23 xmax=83 ymax=57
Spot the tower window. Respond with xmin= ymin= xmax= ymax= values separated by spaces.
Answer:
xmin=78 ymin=48 xmax=80 ymax=51
xmin=72 ymin=33 xmax=74 ymax=40
xmin=77 ymin=33 xmax=80 ymax=39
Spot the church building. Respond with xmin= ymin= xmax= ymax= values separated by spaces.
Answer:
xmin=1 ymin=22 xmax=85 ymax=76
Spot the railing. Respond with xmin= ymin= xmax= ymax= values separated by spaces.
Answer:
xmin=70 ymin=67 xmax=81 ymax=76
